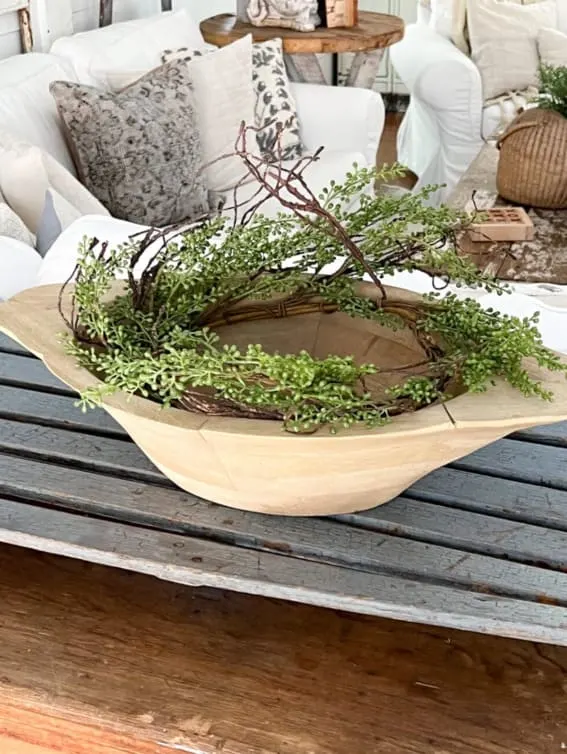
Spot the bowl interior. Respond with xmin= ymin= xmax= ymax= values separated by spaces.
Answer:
xmin=216 ymin=310 xmax=430 ymax=402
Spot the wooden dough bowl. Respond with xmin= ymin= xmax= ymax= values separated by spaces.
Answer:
xmin=2 ymin=283 xmax=567 ymax=516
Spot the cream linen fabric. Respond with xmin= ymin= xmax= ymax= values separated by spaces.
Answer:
xmin=0 ymin=202 xmax=35 ymax=247
xmin=107 ymin=36 xmax=256 ymax=194
xmin=467 ymin=0 xmax=558 ymax=100
xmin=538 ymin=27 xmax=567 ymax=66
xmin=0 ymin=236 xmax=42 ymax=300
xmin=0 ymin=133 xmax=109 ymax=235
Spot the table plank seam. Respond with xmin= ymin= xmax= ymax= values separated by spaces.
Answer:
xmin=0 ymin=410 xmax=129 ymax=440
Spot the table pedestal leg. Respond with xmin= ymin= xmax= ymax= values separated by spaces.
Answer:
xmin=345 ymin=49 xmax=385 ymax=89
xmin=284 ymin=53 xmax=327 ymax=85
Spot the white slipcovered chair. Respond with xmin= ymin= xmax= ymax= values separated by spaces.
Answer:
xmin=390 ymin=2 xmax=567 ymax=205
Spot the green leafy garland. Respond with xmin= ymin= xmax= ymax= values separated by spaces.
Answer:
xmin=61 ymin=133 xmax=566 ymax=434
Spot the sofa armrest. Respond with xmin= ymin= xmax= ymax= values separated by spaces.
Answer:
xmin=290 ymin=82 xmax=385 ymax=166
xmin=390 ymin=23 xmax=482 ymax=128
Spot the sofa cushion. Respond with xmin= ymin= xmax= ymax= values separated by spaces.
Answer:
xmin=218 ymin=149 xmax=368 ymax=221
xmin=0 ymin=53 xmax=77 ymax=173
xmin=468 ymin=0 xmax=558 ymax=100
xmin=36 ymin=189 xmax=85 ymax=258
xmin=538 ymin=27 xmax=567 ymax=66
xmin=162 ymin=38 xmax=303 ymax=162
xmin=37 ymin=148 xmax=368 ymax=287
xmin=50 ymin=10 xmax=205 ymax=91
xmin=0 ymin=134 xmax=109 ymax=236
xmin=429 ymin=0 xmax=468 ymax=53
xmin=50 ymin=61 xmax=210 ymax=227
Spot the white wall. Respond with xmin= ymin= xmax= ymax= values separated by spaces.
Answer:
xmin=0 ymin=9 xmax=24 ymax=58
xmin=0 ymin=0 xmax=235 ymax=58
xmin=71 ymin=0 xmax=235 ymax=32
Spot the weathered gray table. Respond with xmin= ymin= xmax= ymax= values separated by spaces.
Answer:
xmin=2 ymin=332 xmax=567 ymax=645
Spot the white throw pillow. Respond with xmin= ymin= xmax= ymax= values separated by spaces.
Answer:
xmin=0 ymin=202 xmax=35 ymax=247
xmin=50 ymin=10 xmax=205 ymax=90
xmin=467 ymin=0 xmax=558 ymax=101
xmin=538 ymin=27 xmax=567 ymax=66
xmin=0 ymin=235 xmax=42 ymax=300
xmin=0 ymin=134 xmax=110 ymax=235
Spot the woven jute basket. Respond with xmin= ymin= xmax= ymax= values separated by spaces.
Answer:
xmin=496 ymin=108 xmax=567 ymax=209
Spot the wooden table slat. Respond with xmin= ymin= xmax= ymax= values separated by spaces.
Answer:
xmin=0 ymin=332 xmax=33 ymax=356
xmin=1 ymin=451 xmax=567 ymax=604
xmin=0 ymin=352 xmax=75 ymax=394
xmin=3 ymin=498 xmax=567 ymax=646
xmin=0 ymin=384 xmax=124 ymax=436
xmin=4 ymin=416 xmax=567 ymax=534
xmin=410 ymin=467 xmax=567 ymax=529
xmin=455 ymin=438 xmax=567 ymax=491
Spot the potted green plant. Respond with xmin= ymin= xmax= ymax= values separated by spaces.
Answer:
xmin=2 ymin=125 xmax=567 ymax=515
xmin=497 ymin=63 xmax=567 ymax=209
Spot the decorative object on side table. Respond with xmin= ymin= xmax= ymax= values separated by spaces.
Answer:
xmin=236 ymin=0 xmax=359 ymax=31
xmin=2 ymin=131 xmax=567 ymax=516
xmin=322 ymin=0 xmax=358 ymax=29
xmin=497 ymin=64 xmax=567 ymax=210
xmin=237 ymin=0 xmax=321 ymax=32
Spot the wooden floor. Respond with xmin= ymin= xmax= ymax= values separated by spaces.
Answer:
xmin=1 ymin=544 xmax=567 ymax=754
xmin=377 ymin=111 xmax=402 ymax=166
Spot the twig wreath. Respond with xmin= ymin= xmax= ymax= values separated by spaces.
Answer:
xmin=60 ymin=123 xmax=566 ymax=433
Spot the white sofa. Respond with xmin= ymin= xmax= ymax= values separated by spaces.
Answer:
xmin=0 ymin=11 xmax=385 ymax=300
xmin=390 ymin=4 xmax=567 ymax=205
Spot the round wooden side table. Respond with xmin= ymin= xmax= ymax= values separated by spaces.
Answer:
xmin=200 ymin=11 xmax=404 ymax=89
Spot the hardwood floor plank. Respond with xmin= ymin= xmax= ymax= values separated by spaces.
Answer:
xmin=1 ymin=545 xmax=566 ymax=754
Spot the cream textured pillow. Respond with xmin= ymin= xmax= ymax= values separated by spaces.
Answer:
xmin=467 ymin=0 xmax=558 ymax=101
xmin=185 ymin=36 xmax=256 ymax=192
xmin=107 ymin=36 xmax=256 ymax=194
xmin=51 ymin=61 xmax=210 ymax=227
xmin=0 ymin=133 xmax=109 ymax=236
xmin=50 ymin=10 xmax=205 ymax=90
xmin=0 ymin=202 xmax=35 ymax=247
xmin=538 ymin=27 xmax=567 ymax=66
xmin=162 ymin=38 xmax=303 ymax=162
